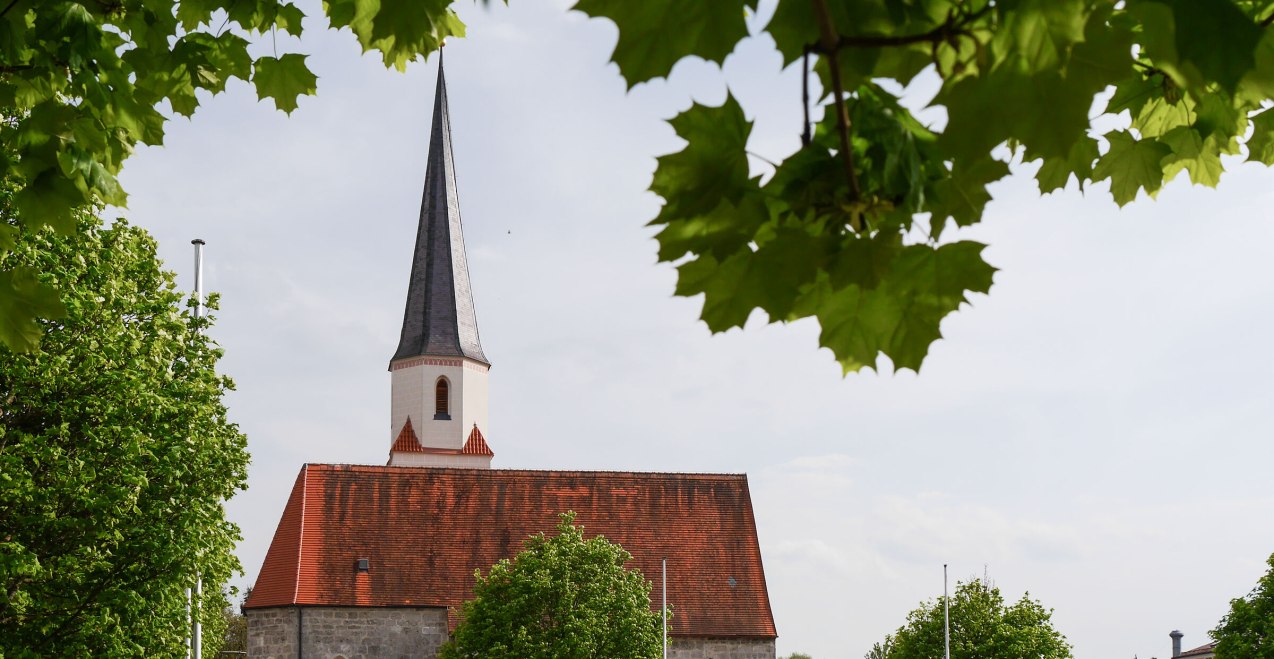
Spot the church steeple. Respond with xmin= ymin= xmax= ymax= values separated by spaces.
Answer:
xmin=392 ymin=49 xmax=488 ymax=366
xmin=388 ymin=51 xmax=493 ymax=469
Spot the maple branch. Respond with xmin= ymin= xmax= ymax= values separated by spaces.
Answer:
xmin=811 ymin=0 xmax=862 ymax=229
xmin=827 ymin=4 xmax=993 ymax=51
xmin=801 ymin=47 xmax=812 ymax=147
xmin=0 ymin=0 xmax=20 ymax=19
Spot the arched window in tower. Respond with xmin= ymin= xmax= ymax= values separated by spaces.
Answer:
xmin=434 ymin=378 xmax=450 ymax=420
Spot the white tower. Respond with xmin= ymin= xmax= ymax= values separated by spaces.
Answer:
xmin=388 ymin=51 xmax=493 ymax=468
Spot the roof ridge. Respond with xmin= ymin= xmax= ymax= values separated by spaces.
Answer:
xmin=293 ymin=464 xmax=308 ymax=604
xmin=306 ymin=463 xmax=749 ymax=478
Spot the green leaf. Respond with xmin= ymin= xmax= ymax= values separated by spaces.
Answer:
xmin=1159 ymin=126 xmax=1222 ymax=187
xmin=574 ymin=0 xmax=754 ymax=88
xmin=0 ymin=266 xmax=66 ymax=352
xmin=929 ymin=157 xmax=1011 ymax=234
xmin=1246 ymin=107 xmax=1274 ymax=164
xmin=993 ymin=0 xmax=1086 ymax=72
xmin=806 ymin=242 xmax=996 ymax=373
xmin=1157 ymin=0 xmax=1261 ymax=94
xmin=675 ymin=226 xmax=825 ymax=330
xmin=649 ymin=95 xmax=755 ymax=226
xmin=14 ymin=171 xmax=88 ymax=233
xmin=1092 ymin=130 xmax=1174 ymax=205
xmin=366 ymin=0 xmax=464 ymax=71
xmin=251 ymin=53 xmax=318 ymax=114
xmin=1034 ymin=136 xmax=1099 ymax=194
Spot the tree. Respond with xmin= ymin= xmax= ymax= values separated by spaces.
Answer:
xmin=438 ymin=512 xmax=664 ymax=659
xmin=1212 ymin=552 xmax=1274 ymax=658
xmin=877 ymin=578 xmax=1072 ymax=659
xmin=0 ymin=208 xmax=248 ymax=655
xmin=866 ymin=638 xmax=894 ymax=659
xmin=9 ymin=1 xmax=1274 ymax=372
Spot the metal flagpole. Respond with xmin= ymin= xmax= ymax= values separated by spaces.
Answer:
xmin=944 ymin=563 xmax=951 ymax=659
xmin=191 ymin=239 xmax=205 ymax=659
xmin=662 ymin=557 xmax=668 ymax=659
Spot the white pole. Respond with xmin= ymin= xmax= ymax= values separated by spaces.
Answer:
xmin=185 ymin=587 xmax=192 ymax=659
xmin=193 ymin=575 xmax=202 ymax=659
xmin=190 ymin=240 xmax=205 ymax=659
xmin=662 ymin=557 xmax=667 ymax=659
xmin=192 ymin=239 xmax=205 ymax=320
xmin=944 ymin=563 xmax=951 ymax=659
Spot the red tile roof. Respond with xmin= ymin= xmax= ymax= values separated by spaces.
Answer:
xmin=245 ymin=464 xmax=776 ymax=639
xmin=460 ymin=425 xmax=492 ymax=456
xmin=390 ymin=418 xmax=424 ymax=453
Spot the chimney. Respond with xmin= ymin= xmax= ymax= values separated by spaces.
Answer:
xmin=1170 ymin=630 xmax=1184 ymax=657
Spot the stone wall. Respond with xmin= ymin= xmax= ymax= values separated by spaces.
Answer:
xmin=247 ymin=606 xmax=449 ymax=659
xmin=669 ymin=637 xmax=777 ymax=659
xmin=246 ymin=608 xmax=297 ymax=658
xmin=248 ymin=607 xmax=773 ymax=659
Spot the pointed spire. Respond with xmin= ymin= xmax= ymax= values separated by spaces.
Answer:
xmin=392 ymin=50 xmax=489 ymax=365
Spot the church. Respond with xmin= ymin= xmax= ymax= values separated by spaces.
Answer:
xmin=243 ymin=55 xmax=778 ymax=659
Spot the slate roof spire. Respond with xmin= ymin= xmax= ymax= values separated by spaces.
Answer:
xmin=392 ymin=48 xmax=488 ymax=366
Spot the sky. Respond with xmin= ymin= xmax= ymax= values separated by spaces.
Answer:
xmin=113 ymin=2 xmax=1274 ymax=657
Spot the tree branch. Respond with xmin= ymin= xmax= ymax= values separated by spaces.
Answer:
xmin=817 ymin=4 xmax=993 ymax=53
xmin=811 ymin=0 xmax=862 ymax=230
xmin=0 ymin=0 xmax=20 ymax=19
xmin=801 ymin=47 xmax=812 ymax=147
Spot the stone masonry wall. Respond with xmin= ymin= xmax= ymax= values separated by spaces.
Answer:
xmin=246 ymin=608 xmax=297 ymax=658
xmin=248 ymin=607 xmax=772 ymax=659
xmin=247 ymin=607 xmax=449 ymax=659
xmin=669 ymin=637 xmax=777 ymax=659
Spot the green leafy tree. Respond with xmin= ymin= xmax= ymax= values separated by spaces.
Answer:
xmin=438 ymin=512 xmax=665 ymax=659
xmin=0 ymin=209 xmax=248 ymax=656
xmin=0 ymin=0 xmax=462 ymax=350
xmin=866 ymin=638 xmax=894 ymax=659
xmin=878 ymin=578 xmax=1072 ymax=659
xmin=1213 ymin=552 xmax=1274 ymax=658
xmin=10 ymin=0 xmax=1274 ymax=371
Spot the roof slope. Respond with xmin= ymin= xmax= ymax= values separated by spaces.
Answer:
xmin=246 ymin=464 xmax=776 ymax=639
xmin=391 ymin=53 xmax=487 ymax=366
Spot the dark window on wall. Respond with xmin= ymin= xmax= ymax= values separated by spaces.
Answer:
xmin=434 ymin=379 xmax=450 ymax=420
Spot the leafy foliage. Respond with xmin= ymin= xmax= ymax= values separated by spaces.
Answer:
xmin=0 ymin=211 xmax=248 ymax=656
xmin=1213 ymin=552 xmax=1274 ymax=658
xmin=876 ymin=578 xmax=1072 ymax=659
xmin=438 ymin=512 xmax=664 ymax=659
xmin=11 ymin=0 xmax=1274 ymax=370
xmin=0 ymin=0 xmax=463 ymax=350
xmin=576 ymin=0 xmax=1274 ymax=371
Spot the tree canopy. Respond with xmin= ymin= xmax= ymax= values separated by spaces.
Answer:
xmin=438 ymin=512 xmax=664 ymax=659
xmin=0 ymin=209 xmax=247 ymax=656
xmin=876 ymin=577 xmax=1072 ymax=659
xmin=6 ymin=0 xmax=1274 ymax=371
xmin=1213 ymin=552 xmax=1274 ymax=659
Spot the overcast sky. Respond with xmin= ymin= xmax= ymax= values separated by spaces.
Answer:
xmin=115 ymin=2 xmax=1274 ymax=657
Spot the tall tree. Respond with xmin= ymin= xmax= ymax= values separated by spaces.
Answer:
xmin=878 ymin=578 xmax=1072 ymax=659
xmin=8 ymin=0 xmax=1274 ymax=372
xmin=1213 ymin=552 xmax=1274 ymax=659
xmin=438 ymin=512 xmax=665 ymax=659
xmin=0 ymin=208 xmax=248 ymax=656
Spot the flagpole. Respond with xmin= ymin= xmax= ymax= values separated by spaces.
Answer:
xmin=944 ymin=563 xmax=951 ymax=659
xmin=662 ymin=557 xmax=668 ymax=659
xmin=190 ymin=239 xmax=205 ymax=659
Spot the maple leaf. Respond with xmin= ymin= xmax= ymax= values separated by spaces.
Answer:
xmin=251 ymin=54 xmax=318 ymax=114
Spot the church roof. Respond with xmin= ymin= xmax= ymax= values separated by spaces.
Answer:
xmin=245 ymin=464 xmax=777 ymax=639
xmin=391 ymin=52 xmax=488 ymax=366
